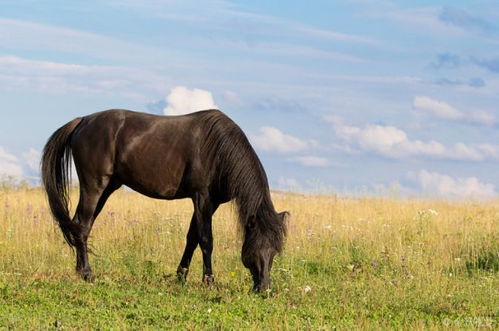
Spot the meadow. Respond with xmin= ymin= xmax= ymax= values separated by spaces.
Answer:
xmin=0 ymin=185 xmax=497 ymax=329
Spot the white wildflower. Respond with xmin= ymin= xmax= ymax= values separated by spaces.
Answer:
xmin=427 ymin=209 xmax=438 ymax=216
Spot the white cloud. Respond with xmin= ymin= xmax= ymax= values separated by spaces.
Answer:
xmin=329 ymin=116 xmax=499 ymax=161
xmin=416 ymin=169 xmax=496 ymax=199
xmin=23 ymin=148 xmax=41 ymax=172
xmin=238 ymin=41 xmax=368 ymax=63
xmin=413 ymin=96 xmax=462 ymax=120
xmin=0 ymin=55 xmax=171 ymax=100
xmin=0 ymin=18 xmax=174 ymax=63
xmin=222 ymin=90 xmax=241 ymax=104
xmin=413 ymin=96 xmax=496 ymax=126
xmin=109 ymin=1 xmax=378 ymax=45
xmin=289 ymin=156 xmax=330 ymax=167
xmin=469 ymin=110 xmax=496 ymax=126
xmin=251 ymin=127 xmax=310 ymax=154
xmin=329 ymin=116 xmax=445 ymax=158
xmin=163 ymin=86 xmax=217 ymax=115
xmin=276 ymin=177 xmax=301 ymax=191
xmin=0 ymin=146 xmax=23 ymax=179
xmin=369 ymin=7 xmax=469 ymax=37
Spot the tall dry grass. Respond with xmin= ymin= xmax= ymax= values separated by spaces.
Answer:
xmin=0 ymin=186 xmax=497 ymax=328
xmin=1 ymin=186 xmax=497 ymax=279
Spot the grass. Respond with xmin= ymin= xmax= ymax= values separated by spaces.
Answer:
xmin=0 ymin=186 xmax=497 ymax=329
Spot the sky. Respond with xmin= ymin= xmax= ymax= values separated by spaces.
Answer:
xmin=1 ymin=0 xmax=498 ymax=198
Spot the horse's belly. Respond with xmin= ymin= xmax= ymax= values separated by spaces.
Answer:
xmin=116 ymin=152 xmax=187 ymax=200
xmin=123 ymin=181 xmax=181 ymax=200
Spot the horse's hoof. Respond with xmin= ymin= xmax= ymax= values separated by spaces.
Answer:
xmin=78 ymin=269 xmax=94 ymax=282
xmin=252 ymin=282 xmax=271 ymax=293
xmin=177 ymin=267 xmax=189 ymax=283
xmin=83 ymin=273 xmax=94 ymax=282
xmin=202 ymin=274 xmax=214 ymax=286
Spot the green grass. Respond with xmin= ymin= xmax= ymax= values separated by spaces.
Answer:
xmin=0 ymin=262 xmax=496 ymax=329
xmin=0 ymin=187 xmax=497 ymax=329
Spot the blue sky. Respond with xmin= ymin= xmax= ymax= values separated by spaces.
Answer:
xmin=1 ymin=0 xmax=498 ymax=198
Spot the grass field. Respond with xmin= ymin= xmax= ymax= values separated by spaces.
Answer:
xmin=0 ymin=185 xmax=497 ymax=329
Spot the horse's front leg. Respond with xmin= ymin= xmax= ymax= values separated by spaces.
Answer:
xmin=199 ymin=218 xmax=214 ymax=286
xmin=194 ymin=193 xmax=218 ymax=285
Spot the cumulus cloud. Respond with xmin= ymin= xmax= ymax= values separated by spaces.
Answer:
xmin=163 ymin=86 xmax=217 ymax=115
xmin=0 ymin=146 xmax=23 ymax=179
xmin=413 ymin=96 xmax=462 ymax=120
xmin=329 ymin=116 xmax=444 ymax=158
xmin=329 ymin=116 xmax=499 ymax=161
xmin=416 ymin=169 xmax=496 ymax=199
xmin=413 ymin=96 xmax=496 ymax=126
xmin=23 ymin=148 xmax=41 ymax=172
xmin=0 ymin=147 xmax=45 ymax=183
xmin=251 ymin=127 xmax=312 ymax=154
xmin=468 ymin=110 xmax=496 ymax=126
xmin=289 ymin=156 xmax=330 ymax=167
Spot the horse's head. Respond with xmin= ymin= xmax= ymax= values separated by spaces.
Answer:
xmin=242 ymin=211 xmax=289 ymax=292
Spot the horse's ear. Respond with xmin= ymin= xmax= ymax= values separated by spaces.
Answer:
xmin=278 ymin=211 xmax=290 ymax=223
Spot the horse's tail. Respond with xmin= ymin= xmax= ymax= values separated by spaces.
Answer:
xmin=41 ymin=117 xmax=83 ymax=247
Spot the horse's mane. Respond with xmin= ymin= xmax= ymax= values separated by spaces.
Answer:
xmin=197 ymin=109 xmax=286 ymax=252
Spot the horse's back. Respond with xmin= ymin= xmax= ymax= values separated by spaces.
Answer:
xmin=72 ymin=109 xmax=223 ymax=198
xmin=70 ymin=108 xmax=237 ymax=199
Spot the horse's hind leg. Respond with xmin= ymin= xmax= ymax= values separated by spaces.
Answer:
xmin=176 ymin=215 xmax=199 ymax=282
xmin=73 ymin=178 xmax=120 ymax=281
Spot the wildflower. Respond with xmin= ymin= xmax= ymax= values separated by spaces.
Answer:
xmin=303 ymin=285 xmax=312 ymax=293
xmin=207 ymin=308 xmax=212 ymax=313
xmin=427 ymin=209 xmax=438 ymax=216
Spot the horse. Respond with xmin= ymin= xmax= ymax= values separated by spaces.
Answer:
xmin=41 ymin=109 xmax=288 ymax=291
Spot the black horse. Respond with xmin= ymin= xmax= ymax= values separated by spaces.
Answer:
xmin=41 ymin=109 xmax=287 ymax=291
